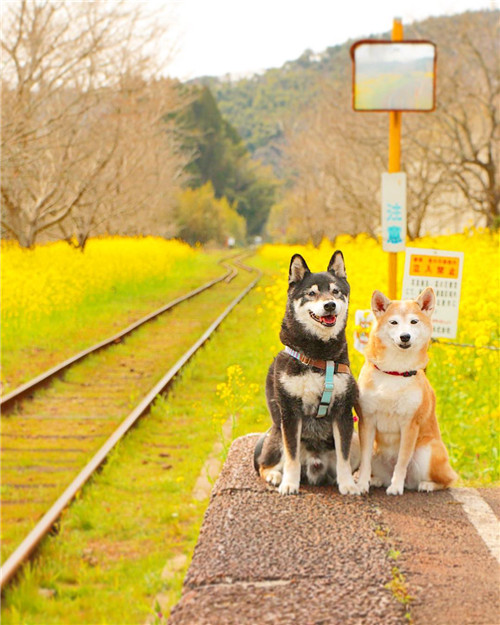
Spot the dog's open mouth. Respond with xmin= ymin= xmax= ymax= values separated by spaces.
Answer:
xmin=309 ymin=311 xmax=337 ymax=327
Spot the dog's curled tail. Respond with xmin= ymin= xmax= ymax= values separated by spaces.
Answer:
xmin=253 ymin=430 xmax=270 ymax=473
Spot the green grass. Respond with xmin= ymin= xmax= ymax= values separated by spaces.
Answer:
xmin=0 ymin=268 xmax=254 ymax=567
xmin=1 ymin=260 xmax=270 ymax=625
xmin=427 ymin=345 xmax=499 ymax=485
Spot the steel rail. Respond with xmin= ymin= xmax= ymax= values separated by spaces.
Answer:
xmin=0 ymin=262 xmax=261 ymax=589
xmin=0 ymin=255 xmax=243 ymax=412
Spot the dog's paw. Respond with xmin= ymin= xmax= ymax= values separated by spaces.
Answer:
xmin=386 ymin=483 xmax=404 ymax=496
xmin=356 ymin=478 xmax=370 ymax=495
xmin=370 ymin=476 xmax=385 ymax=488
xmin=265 ymin=470 xmax=282 ymax=487
xmin=278 ymin=480 xmax=300 ymax=495
xmin=418 ymin=480 xmax=442 ymax=492
xmin=338 ymin=481 xmax=361 ymax=496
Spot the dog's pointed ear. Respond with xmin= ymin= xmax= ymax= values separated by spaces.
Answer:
xmin=289 ymin=254 xmax=310 ymax=286
xmin=327 ymin=250 xmax=346 ymax=278
xmin=371 ymin=290 xmax=391 ymax=318
xmin=416 ymin=287 xmax=435 ymax=317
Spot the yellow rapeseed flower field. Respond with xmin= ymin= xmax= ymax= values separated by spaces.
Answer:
xmin=1 ymin=231 xmax=498 ymax=483
xmin=1 ymin=237 xmax=195 ymax=332
xmin=0 ymin=237 xmax=206 ymax=391
xmin=259 ymin=229 xmax=499 ymax=359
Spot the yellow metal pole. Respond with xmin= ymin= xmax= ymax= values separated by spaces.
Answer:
xmin=387 ymin=17 xmax=403 ymax=300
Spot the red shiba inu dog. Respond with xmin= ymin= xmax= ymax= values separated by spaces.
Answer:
xmin=356 ymin=287 xmax=458 ymax=495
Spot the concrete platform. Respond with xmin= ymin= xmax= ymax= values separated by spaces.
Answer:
xmin=168 ymin=435 xmax=499 ymax=625
xmin=168 ymin=435 xmax=406 ymax=624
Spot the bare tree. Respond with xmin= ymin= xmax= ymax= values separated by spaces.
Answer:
xmin=1 ymin=0 xmax=184 ymax=247
xmin=432 ymin=12 xmax=499 ymax=228
xmin=274 ymin=76 xmax=387 ymax=244
xmin=60 ymin=77 xmax=187 ymax=248
xmin=402 ymin=117 xmax=456 ymax=238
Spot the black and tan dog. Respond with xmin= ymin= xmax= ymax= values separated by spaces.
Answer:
xmin=254 ymin=252 xmax=360 ymax=495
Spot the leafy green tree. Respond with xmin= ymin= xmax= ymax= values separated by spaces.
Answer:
xmin=174 ymin=182 xmax=245 ymax=245
xmin=174 ymin=86 xmax=245 ymax=195
xmin=228 ymin=159 xmax=279 ymax=236
xmin=172 ymin=86 xmax=278 ymax=237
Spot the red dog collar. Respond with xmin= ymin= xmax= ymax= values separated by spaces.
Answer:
xmin=374 ymin=364 xmax=417 ymax=377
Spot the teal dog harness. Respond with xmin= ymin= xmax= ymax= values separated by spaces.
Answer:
xmin=284 ymin=346 xmax=350 ymax=418
xmin=317 ymin=360 xmax=335 ymax=417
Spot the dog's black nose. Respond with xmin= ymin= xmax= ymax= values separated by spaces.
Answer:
xmin=324 ymin=301 xmax=336 ymax=312
xmin=400 ymin=333 xmax=411 ymax=343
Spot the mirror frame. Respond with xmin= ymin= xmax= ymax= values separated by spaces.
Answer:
xmin=350 ymin=40 xmax=437 ymax=112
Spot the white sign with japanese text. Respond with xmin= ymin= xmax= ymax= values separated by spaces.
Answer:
xmin=402 ymin=247 xmax=464 ymax=339
xmin=381 ymin=172 xmax=406 ymax=252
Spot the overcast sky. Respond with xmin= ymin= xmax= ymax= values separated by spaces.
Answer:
xmin=158 ymin=0 xmax=496 ymax=80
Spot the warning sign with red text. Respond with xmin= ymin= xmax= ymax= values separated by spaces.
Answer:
xmin=402 ymin=247 xmax=464 ymax=339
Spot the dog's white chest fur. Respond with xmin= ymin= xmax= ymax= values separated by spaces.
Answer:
xmin=280 ymin=370 xmax=348 ymax=416
xmin=360 ymin=374 xmax=422 ymax=432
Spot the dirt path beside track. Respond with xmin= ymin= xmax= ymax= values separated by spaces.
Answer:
xmin=168 ymin=435 xmax=499 ymax=625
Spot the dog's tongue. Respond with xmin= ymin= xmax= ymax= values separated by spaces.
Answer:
xmin=320 ymin=315 xmax=336 ymax=326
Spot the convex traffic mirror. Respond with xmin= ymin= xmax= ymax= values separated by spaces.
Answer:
xmin=351 ymin=41 xmax=437 ymax=112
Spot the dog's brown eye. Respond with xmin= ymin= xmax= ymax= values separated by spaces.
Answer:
xmin=389 ymin=320 xmax=398 ymax=325
xmin=308 ymin=290 xmax=316 ymax=297
xmin=410 ymin=319 xmax=419 ymax=324
xmin=332 ymin=289 xmax=340 ymax=296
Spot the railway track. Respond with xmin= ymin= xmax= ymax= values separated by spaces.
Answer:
xmin=0 ymin=256 xmax=240 ymax=412
xmin=0 ymin=253 xmax=261 ymax=589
